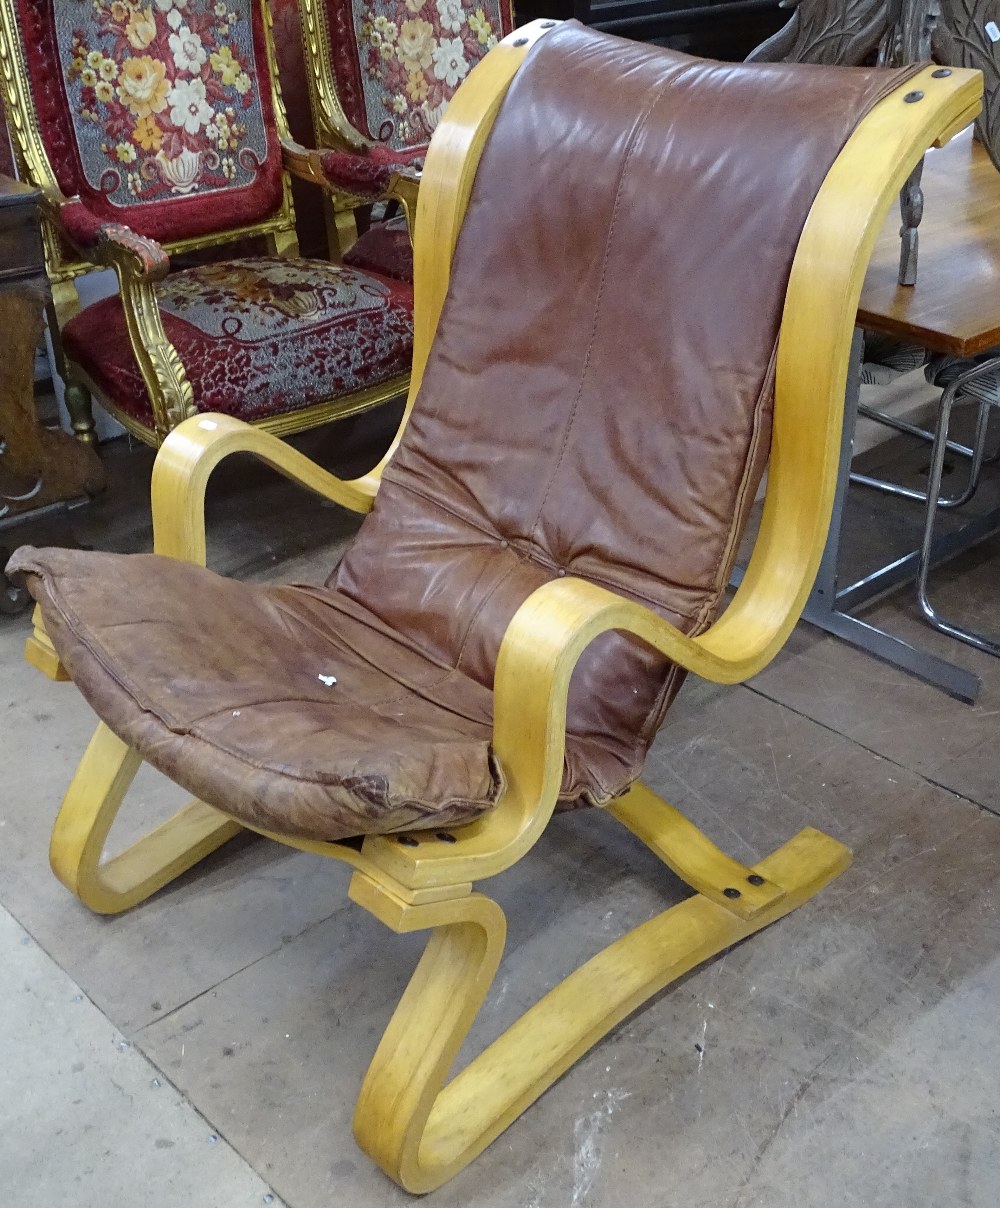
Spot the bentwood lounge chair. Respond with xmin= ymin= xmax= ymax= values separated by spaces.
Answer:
xmin=10 ymin=22 xmax=979 ymax=1193
xmin=292 ymin=0 xmax=514 ymax=277
xmin=0 ymin=0 xmax=413 ymax=445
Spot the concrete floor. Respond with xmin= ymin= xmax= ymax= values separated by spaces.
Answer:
xmin=2 ymin=402 xmax=1000 ymax=1208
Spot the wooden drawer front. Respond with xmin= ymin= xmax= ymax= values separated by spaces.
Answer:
xmin=0 ymin=188 xmax=45 ymax=281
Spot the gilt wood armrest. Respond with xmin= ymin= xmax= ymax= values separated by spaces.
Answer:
xmin=58 ymin=204 xmax=170 ymax=280
xmin=280 ymin=137 xmax=384 ymax=205
xmin=281 ymin=137 xmax=423 ymax=225
xmin=150 ymin=412 xmax=384 ymax=564
xmin=55 ymin=206 xmax=194 ymax=438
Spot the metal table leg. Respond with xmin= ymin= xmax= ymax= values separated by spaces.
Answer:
xmin=794 ymin=331 xmax=983 ymax=703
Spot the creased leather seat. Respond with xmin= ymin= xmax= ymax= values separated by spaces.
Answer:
xmin=12 ymin=24 xmax=917 ymax=842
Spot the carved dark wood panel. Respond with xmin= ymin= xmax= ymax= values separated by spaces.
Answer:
xmin=746 ymin=0 xmax=898 ymax=64
xmin=935 ymin=0 xmax=1000 ymax=169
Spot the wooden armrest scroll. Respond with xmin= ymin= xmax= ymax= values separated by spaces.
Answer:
xmin=360 ymin=574 xmax=777 ymax=890
xmin=150 ymin=413 xmax=381 ymax=565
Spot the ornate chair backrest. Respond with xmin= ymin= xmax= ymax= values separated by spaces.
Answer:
xmin=0 ymin=0 xmax=293 ymax=273
xmin=301 ymin=0 xmax=514 ymax=151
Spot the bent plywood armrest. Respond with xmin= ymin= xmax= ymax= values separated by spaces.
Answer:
xmin=150 ymin=414 xmax=379 ymax=565
xmin=10 ymin=18 xmax=982 ymax=1195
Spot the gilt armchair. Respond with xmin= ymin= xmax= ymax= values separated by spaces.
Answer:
xmin=9 ymin=21 xmax=979 ymax=1194
xmin=0 ymin=0 xmax=413 ymax=446
xmin=293 ymin=0 xmax=514 ymax=278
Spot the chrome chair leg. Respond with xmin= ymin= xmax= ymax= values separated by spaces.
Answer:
xmin=916 ymin=362 xmax=1000 ymax=656
xmin=851 ymin=399 xmax=994 ymax=507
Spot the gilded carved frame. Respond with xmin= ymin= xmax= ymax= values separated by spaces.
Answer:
xmin=294 ymin=0 xmax=513 ymax=256
xmin=0 ymin=0 xmax=407 ymax=444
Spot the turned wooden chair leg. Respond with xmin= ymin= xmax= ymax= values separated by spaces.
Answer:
xmin=63 ymin=379 xmax=96 ymax=446
xmin=346 ymin=784 xmax=852 ymax=1194
xmin=51 ymin=721 xmax=243 ymax=914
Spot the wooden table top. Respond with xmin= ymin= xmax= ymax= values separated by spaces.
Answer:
xmin=858 ymin=128 xmax=1000 ymax=357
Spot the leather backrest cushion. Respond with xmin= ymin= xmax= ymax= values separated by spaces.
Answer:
xmin=334 ymin=24 xmax=917 ymax=796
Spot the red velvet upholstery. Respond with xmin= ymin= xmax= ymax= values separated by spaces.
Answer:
xmin=62 ymin=257 xmax=413 ymax=424
xmin=13 ymin=0 xmax=283 ymax=243
xmin=322 ymin=0 xmax=514 ymax=149
xmin=320 ymin=142 xmax=424 ymax=197
xmin=344 ymin=215 xmax=412 ymax=281
xmin=267 ymin=0 xmax=327 ymax=256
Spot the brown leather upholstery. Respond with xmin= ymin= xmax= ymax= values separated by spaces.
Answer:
xmin=11 ymin=25 xmax=919 ymax=842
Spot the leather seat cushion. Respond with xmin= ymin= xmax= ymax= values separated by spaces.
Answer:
xmin=12 ymin=547 xmax=632 ymax=840
xmin=62 ymin=257 xmax=413 ymax=427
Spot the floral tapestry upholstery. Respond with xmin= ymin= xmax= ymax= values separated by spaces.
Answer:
xmin=13 ymin=0 xmax=284 ymax=243
xmin=62 ymin=256 xmax=413 ymax=423
xmin=322 ymin=0 xmax=514 ymax=148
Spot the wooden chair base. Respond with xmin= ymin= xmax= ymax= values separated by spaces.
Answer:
xmin=50 ymin=722 xmax=241 ymax=914
xmin=25 ymin=606 xmax=69 ymax=681
xmin=47 ymin=718 xmax=850 ymax=1191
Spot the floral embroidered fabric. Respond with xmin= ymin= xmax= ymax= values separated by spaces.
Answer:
xmin=63 ymin=257 xmax=413 ymax=424
xmin=13 ymin=0 xmax=283 ymax=242
xmin=323 ymin=0 xmax=513 ymax=148
xmin=55 ymin=0 xmax=267 ymax=206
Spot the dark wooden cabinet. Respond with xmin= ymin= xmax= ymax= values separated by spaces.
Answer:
xmin=0 ymin=175 xmax=104 ymax=609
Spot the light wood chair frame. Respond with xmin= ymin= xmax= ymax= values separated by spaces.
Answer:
xmin=0 ymin=0 xmax=409 ymax=446
xmin=22 ymin=23 xmax=981 ymax=1192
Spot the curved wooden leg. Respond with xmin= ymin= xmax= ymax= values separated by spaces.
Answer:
xmin=351 ymin=881 xmax=507 ymax=1192
xmin=348 ymin=799 xmax=851 ymax=1194
xmin=24 ymin=606 xmax=69 ymax=681
xmin=50 ymin=721 xmax=243 ymax=915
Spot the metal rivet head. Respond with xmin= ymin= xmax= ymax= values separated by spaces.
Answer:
xmin=397 ymin=835 xmax=419 ymax=847
xmin=747 ymin=874 xmax=765 ymax=887
xmin=435 ymin=831 xmax=457 ymax=844
xmin=557 ymin=568 xmax=566 ymax=577
xmin=723 ymin=887 xmax=741 ymax=900
xmin=931 ymin=68 xmax=952 ymax=78
xmin=904 ymin=90 xmax=924 ymax=103
xmin=512 ymin=36 xmax=528 ymax=45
